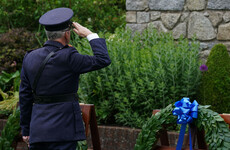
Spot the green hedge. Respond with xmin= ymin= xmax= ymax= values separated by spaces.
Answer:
xmin=0 ymin=0 xmax=125 ymax=33
xmin=73 ymin=27 xmax=201 ymax=128
xmin=199 ymin=44 xmax=230 ymax=113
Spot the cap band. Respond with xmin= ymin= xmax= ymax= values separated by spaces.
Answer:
xmin=45 ymin=21 xmax=71 ymax=31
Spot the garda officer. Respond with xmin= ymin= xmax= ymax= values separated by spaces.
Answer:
xmin=19 ymin=7 xmax=111 ymax=150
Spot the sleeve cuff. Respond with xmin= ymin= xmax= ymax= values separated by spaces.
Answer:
xmin=22 ymin=128 xmax=30 ymax=136
xmin=86 ymin=33 xmax=99 ymax=41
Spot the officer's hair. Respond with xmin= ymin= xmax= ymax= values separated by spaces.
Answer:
xmin=45 ymin=28 xmax=70 ymax=40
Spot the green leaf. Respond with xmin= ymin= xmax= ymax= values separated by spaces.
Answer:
xmin=224 ymin=137 xmax=230 ymax=142
xmin=215 ymin=117 xmax=224 ymax=122
xmin=223 ymin=141 xmax=230 ymax=148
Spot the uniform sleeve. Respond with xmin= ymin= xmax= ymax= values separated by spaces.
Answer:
xmin=19 ymin=66 xmax=33 ymax=136
xmin=68 ymin=38 xmax=111 ymax=74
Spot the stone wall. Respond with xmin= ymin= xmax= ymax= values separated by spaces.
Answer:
xmin=126 ymin=0 xmax=230 ymax=61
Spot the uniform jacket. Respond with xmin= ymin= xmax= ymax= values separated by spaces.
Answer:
xmin=19 ymin=38 xmax=111 ymax=144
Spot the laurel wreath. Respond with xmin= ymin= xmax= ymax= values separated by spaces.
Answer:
xmin=134 ymin=104 xmax=230 ymax=150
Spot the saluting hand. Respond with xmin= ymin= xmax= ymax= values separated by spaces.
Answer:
xmin=72 ymin=22 xmax=93 ymax=37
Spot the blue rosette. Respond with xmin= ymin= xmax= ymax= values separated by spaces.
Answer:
xmin=173 ymin=97 xmax=199 ymax=150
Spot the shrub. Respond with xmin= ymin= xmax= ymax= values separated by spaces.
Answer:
xmin=0 ymin=0 xmax=71 ymax=32
xmin=199 ymin=44 xmax=230 ymax=113
xmin=0 ymin=108 xmax=20 ymax=150
xmin=71 ymin=0 xmax=126 ymax=33
xmin=0 ymin=28 xmax=39 ymax=73
xmin=73 ymin=27 xmax=201 ymax=128
xmin=0 ymin=0 xmax=125 ymax=33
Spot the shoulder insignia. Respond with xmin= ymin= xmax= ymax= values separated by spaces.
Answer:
xmin=27 ymin=49 xmax=34 ymax=53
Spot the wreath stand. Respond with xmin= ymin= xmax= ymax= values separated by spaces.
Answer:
xmin=80 ymin=104 xmax=101 ymax=150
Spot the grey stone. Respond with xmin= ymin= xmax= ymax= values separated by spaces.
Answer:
xmin=188 ymin=12 xmax=216 ymax=40
xmin=207 ymin=0 xmax=230 ymax=10
xmin=186 ymin=0 xmax=206 ymax=10
xmin=172 ymin=22 xmax=187 ymax=39
xmin=217 ymin=23 xmax=230 ymax=40
xmin=199 ymin=50 xmax=211 ymax=63
xmin=149 ymin=0 xmax=185 ymax=11
xmin=161 ymin=13 xmax=181 ymax=29
xmin=180 ymin=12 xmax=190 ymax=22
xmin=223 ymin=12 xmax=230 ymax=23
xmin=126 ymin=24 xmax=147 ymax=33
xmin=137 ymin=12 xmax=150 ymax=23
xmin=208 ymin=11 xmax=223 ymax=27
xmin=200 ymin=42 xmax=216 ymax=51
xmin=150 ymin=11 xmax=161 ymax=21
xmin=200 ymin=43 xmax=209 ymax=50
xmin=200 ymin=50 xmax=210 ymax=57
xmin=223 ymin=42 xmax=230 ymax=52
xmin=126 ymin=11 xmax=136 ymax=23
xmin=204 ymin=12 xmax=209 ymax=17
xmin=126 ymin=0 xmax=148 ymax=10
xmin=208 ymin=42 xmax=217 ymax=50
xmin=148 ymin=21 xmax=168 ymax=33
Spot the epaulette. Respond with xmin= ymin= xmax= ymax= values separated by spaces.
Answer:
xmin=27 ymin=48 xmax=39 ymax=53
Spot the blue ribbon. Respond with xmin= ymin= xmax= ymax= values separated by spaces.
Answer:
xmin=172 ymin=97 xmax=198 ymax=150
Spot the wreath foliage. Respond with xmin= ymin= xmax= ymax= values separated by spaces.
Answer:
xmin=134 ymin=104 xmax=230 ymax=150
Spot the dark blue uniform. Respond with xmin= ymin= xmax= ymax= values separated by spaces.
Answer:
xmin=19 ymin=39 xmax=111 ymax=147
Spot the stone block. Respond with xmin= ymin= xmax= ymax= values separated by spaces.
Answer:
xmin=149 ymin=0 xmax=185 ymax=11
xmin=188 ymin=12 xmax=216 ymax=40
xmin=161 ymin=13 xmax=181 ymax=29
xmin=186 ymin=0 xmax=206 ymax=11
xmin=148 ymin=21 xmax=168 ymax=33
xmin=150 ymin=11 xmax=161 ymax=21
xmin=137 ymin=12 xmax=150 ymax=23
xmin=172 ymin=22 xmax=187 ymax=39
xmin=200 ymin=42 xmax=216 ymax=51
xmin=208 ymin=11 xmax=223 ymax=27
xmin=180 ymin=12 xmax=190 ymax=22
xmin=199 ymin=50 xmax=211 ymax=63
xmin=222 ymin=42 xmax=230 ymax=52
xmin=126 ymin=0 xmax=148 ymax=10
xmin=217 ymin=23 xmax=230 ymax=40
xmin=200 ymin=43 xmax=209 ymax=51
xmin=223 ymin=12 xmax=230 ymax=23
xmin=204 ymin=12 xmax=209 ymax=17
xmin=126 ymin=23 xmax=147 ymax=33
xmin=207 ymin=0 xmax=230 ymax=10
xmin=126 ymin=11 xmax=137 ymax=23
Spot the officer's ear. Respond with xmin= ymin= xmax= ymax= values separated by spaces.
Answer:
xmin=64 ymin=31 xmax=69 ymax=39
xmin=65 ymin=30 xmax=70 ymax=36
xmin=64 ymin=31 xmax=71 ymax=43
